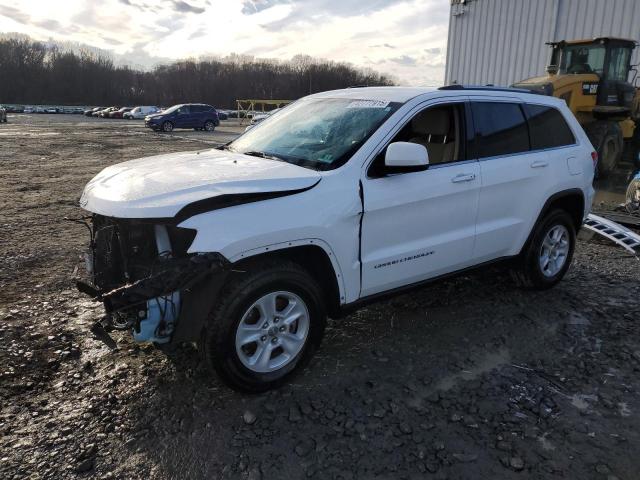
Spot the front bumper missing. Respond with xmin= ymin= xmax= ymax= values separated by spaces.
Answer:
xmin=77 ymin=252 xmax=229 ymax=343
xmin=78 ymin=252 xmax=228 ymax=311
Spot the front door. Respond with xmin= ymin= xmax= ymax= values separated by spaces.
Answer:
xmin=360 ymin=102 xmax=480 ymax=297
xmin=174 ymin=105 xmax=191 ymax=128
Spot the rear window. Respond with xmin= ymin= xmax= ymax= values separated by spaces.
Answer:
xmin=524 ymin=104 xmax=575 ymax=149
xmin=471 ymin=102 xmax=530 ymax=158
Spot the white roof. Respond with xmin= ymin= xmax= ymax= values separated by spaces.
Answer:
xmin=309 ymin=87 xmax=437 ymax=103
xmin=306 ymin=85 xmax=569 ymax=108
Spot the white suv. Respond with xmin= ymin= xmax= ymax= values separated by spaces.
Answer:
xmin=78 ymin=86 xmax=596 ymax=391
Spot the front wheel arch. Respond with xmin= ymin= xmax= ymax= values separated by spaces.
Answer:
xmin=232 ymin=244 xmax=344 ymax=318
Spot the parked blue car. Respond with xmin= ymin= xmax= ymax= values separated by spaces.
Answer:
xmin=145 ymin=103 xmax=220 ymax=132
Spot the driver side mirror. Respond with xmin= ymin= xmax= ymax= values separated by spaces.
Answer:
xmin=384 ymin=142 xmax=429 ymax=174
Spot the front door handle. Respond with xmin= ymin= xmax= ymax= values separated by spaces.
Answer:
xmin=451 ymin=173 xmax=476 ymax=183
xmin=531 ymin=161 xmax=549 ymax=168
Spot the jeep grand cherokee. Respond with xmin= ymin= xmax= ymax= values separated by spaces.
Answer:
xmin=77 ymin=86 xmax=596 ymax=392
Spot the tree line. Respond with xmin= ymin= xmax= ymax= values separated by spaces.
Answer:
xmin=0 ymin=37 xmax=394 ymax=108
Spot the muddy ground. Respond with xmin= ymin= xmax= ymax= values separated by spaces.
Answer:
xmin=1 ymin=114 xmax=639 ymax=480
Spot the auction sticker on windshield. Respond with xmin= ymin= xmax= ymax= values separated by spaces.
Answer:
xmin=346 ymin=100 xmax=390 ymax=109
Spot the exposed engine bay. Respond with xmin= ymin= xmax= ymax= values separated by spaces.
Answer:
xmin=76 ymin=215 xmax=228 ymax=344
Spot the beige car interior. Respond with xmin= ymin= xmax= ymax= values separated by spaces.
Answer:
xmin=408 ymin=106 xmax=461 ymax=164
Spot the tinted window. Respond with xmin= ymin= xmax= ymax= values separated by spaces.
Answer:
xmin=471 ymin=102 xmax=529 ymax=158
xmin=190 ymin=105 xmax=204 ymax=113
xmin=524 ymin=104 xmax=575 ymax=149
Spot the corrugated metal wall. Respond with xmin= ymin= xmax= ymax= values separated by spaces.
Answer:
xmin=445 ymin=0 xmax=640 ymax=86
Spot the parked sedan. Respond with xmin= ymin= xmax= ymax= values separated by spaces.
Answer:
xmin=145 ymin=103 xmax=219 ymax=132
xmin=98 ymin=107 xmax=119 ymax=118
xmin=109 ymin=107 xmax=133 ymax=119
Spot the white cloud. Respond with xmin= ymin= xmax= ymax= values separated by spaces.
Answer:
xmin=0 ymin=0 xmax=449 ymax=85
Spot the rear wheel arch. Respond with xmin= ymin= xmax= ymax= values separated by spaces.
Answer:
xmin=521 ymin=189 xmax=585 ymax=254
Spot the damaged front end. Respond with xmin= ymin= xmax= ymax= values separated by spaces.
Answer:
xmin=76 ymin=215 xmax=229 ymax=344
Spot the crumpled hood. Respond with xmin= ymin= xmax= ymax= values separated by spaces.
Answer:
xmin=80 ymin=149 xmax=321 ymax=219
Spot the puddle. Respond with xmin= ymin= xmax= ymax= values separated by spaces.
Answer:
xmin=567 ymin=312 xmax=590 ymax=326
xmin=538 ymin=433 xmax=555 ymax=451
xmin=593 ymin=164 xmax=638 ymax=207
xmin=618 ymin=402 xmax=631 ymax=417
xmin=570 ymin=393 xmax=598 ymax=410
xmin=0 ymin=131 xmax=61 ymax=137
xmin=409 ymin=349 xmax=511 ymax=407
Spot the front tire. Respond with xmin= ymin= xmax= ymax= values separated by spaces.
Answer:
xmin=511 ymin=209 xmax=576 ymax=290
xmin=200 ymin=260 xmax=326 ymax=392
xmin=161 ymin=121 xmax=173 ymax=132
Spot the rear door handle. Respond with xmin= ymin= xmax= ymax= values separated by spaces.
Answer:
xmin=451 ymin=173 xmax=476 ymax=183
xmin=531 ymin=161 xmax=549 ymax=168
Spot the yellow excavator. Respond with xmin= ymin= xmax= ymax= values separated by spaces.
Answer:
xmin=513 ymin=37 xmax=640 ymax=176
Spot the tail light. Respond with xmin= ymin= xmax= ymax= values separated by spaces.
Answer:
xmin=591 ymin=151 xmax=598 ymax=169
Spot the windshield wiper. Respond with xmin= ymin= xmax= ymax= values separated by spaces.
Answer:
xmin=242 ymin=151 xmax=286 ymax=162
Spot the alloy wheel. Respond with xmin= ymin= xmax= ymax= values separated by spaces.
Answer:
xmin=539 ymin=225 xmax=570 ymax=277
xmin=235 ymin=291 xmax=310 ymax=373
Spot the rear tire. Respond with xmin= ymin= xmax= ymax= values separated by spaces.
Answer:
xmin=204 ymin=120 xmax=215 ymax=132
xmin=199 ymin=260 xmax=326 ymax=393
xmin=511 ymin=209 xmax=576 ymax=290
xmin=584 ymin=120 xmax=623 ymax=178
xmin=162 ymin=121 xmax=173 ymax=132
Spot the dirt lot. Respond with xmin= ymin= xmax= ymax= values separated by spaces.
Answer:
xmin=1 ymin=114 xmax=639 ymax=480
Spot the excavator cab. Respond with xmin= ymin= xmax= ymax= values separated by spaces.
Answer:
xmin=548 ymin=38 xmax=636 ymax=117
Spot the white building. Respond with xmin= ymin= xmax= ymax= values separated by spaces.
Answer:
xmin=445 ymin=0 xmax=640 ymax=86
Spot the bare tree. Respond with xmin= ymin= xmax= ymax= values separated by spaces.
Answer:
xmin=0 ymin=37 xmax=394 ymax=107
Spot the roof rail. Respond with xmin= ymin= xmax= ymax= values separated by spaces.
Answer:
xmin=439 ymin=84 xmax=537 ymax=94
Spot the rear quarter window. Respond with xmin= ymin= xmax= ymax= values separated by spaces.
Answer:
xmin=524 ymin=104 xmax=576 ymax=149
xmin=470 ymin=102 xmax=530 ymax=158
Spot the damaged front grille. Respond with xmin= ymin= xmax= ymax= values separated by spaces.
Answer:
xmin=91 ymin=215 xmax=197 ymax=292
xmin=77 ymin=215 xmax=228 ymax=341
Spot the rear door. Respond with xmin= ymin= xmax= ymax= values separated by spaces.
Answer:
xmin=191 ymin=105 xmax=205 ymax=127
xmin=470 ymin=99 xmax=554 ymax=261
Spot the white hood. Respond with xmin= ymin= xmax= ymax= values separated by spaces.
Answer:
xmin=80 ymin=149 xmax=321 ymax=219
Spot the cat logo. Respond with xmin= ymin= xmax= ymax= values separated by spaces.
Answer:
xmin=582 ymin=82 xmax=599 ymax=95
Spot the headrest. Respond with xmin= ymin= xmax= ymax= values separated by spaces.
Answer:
xmin=412 ymin=108 xmax=451 ymax=136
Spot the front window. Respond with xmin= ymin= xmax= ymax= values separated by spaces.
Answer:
xmin=227 ymin=98 xmax=400 ymax=170
xmin=558 ymin=44 xmax=606 ymax=75
xmin=163 ymin=104 xmax=184 ymax=115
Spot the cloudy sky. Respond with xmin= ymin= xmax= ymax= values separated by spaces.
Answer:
xmin=0 ymin=0 xmax=449 ymax=85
